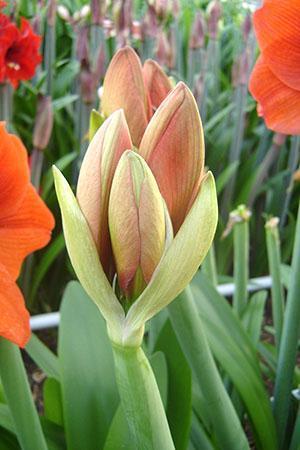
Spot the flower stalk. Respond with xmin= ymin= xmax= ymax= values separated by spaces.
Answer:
xmin=265 ymin=217 xmax=284 ymax=348
xmin=112 ymin=343 xmax=175 ymax=450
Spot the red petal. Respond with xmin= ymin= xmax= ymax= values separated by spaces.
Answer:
xmin=0 ymin=263 xmax=30 ymax=347
xmin=142 ymin=59 xmax=172 ymax=113
xmin=254 ymin=0 xmax=300 ymax=90
xmin=0 ymin=122 xmax=29 ymax=219
xmin=0 ymin=184 xmax=54 ymax=280
xmin=249 ymin=56 xmax=300 ymax=135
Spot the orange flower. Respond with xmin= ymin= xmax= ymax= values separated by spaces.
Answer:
xmin=101 ymin=46 xmax=172 ymax=146
xmin=249 ymin=0 xmax=300 ymax=134
xmin=0 ymin=123 xmax=54 ymax=347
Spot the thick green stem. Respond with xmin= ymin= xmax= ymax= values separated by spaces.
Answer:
xmin=0 ymin=338 xmax=48 ymax=450
xmin=0 ymin=83 xmax=13 ymax=123
xmin=112 ymin=343 xmax=175 ymax=450
xmin=273 ymin=201 xmax=300 ymax=448
xmin=168 ymin=287 xmax=249 ymax=450
xmin=265 ymin=218 xmax=284 ymax=348
xmin=232 ymin=206 xmax=250 ymax=317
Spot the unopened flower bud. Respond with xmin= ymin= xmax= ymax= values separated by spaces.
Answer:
xmin=109 ymin=151 xmax=166 ymax=301
xmin=207 ymin=0 xmax=222 ymax=39
xmin=33 ymin=95 xmax=53 ymax=150
xmin=189 ymin=11 xmax=206 ymax=49
xmin=57 ymin=4 xmax=70 ymax=21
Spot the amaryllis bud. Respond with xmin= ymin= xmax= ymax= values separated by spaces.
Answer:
xmin=109 ymin=151 xmax=166 ymax=300
xmin=33 ymin=95 xmax=53 ymax=150
xmin=77 ymin=109 xmax=132 ymax=279
xmin=139 ymin=82 xmax=204 ymax=233
xmin=101 ymin=47 xmax=149 ymax=146
xmin=142 ymin=59 xmax=172 ymax=112
xmin=207 ymin=0 xmax=222 ymax=39
xmin=242 ymin=13 xmax=252 ymax=43
xmin=189 ymin=11 xmax=206 ymax=49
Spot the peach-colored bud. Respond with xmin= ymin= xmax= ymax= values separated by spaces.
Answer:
xmin=139 ymin=82 xmax=204 ymax=234
xmin=33 ymin=95 xmax=53 ymax=150
xmin=101 ymin=47 xmax=149 ymax=146
xmin=109 ymin=151 xmax=166 ymax=300
xmin=142 ymin=59 xmax=172 ymax=113
xmin=207 ymin=0 xmax=222 ymax=39
xmin=77 ymin=110 xmax=132 ymax=280
xmin=189 ymin=11 xmax=206 ymax=49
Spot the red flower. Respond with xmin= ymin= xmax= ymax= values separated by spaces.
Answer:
xmin=0 ymin=15 xmax=42 ymax=88
xmin=0 ymin=123 xmax=54 ymax=347
xmin=249 ymin=0 xmax=300 ymax=134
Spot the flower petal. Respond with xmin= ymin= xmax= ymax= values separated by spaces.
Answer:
xmin=0 ymin=263 xmax=30 ymax=347
xmin=139 ymin=82 xmax=204 ymax=233
xmin=142 ymin=59 xmax=172 ymax=113
xmin=77 ymin=110 xmax=132 ymax=279
xmin=249 ymin=56 xmax=300 ymax=134
xmin=101 ymin=47 xmax=148 ymax=146
xmin=124 ymin=171 xmax=218 ymax=339
xmin=253 ymin=0 xmax=300 ymax=90
xmin=0 ymin=184 xmax=54 ymax=279
xmin=0 ymin=122 xmax=29 ymax=219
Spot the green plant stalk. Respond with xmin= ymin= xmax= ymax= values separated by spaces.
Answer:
xmin=111 ymin=343 xmax=175 ymax=450
xmin=273 ymin=200 xmax=300 ymax=448
xmin=221 ymin=83 xmax=247 ymax=217
xmin=265 ymin=221 xmax=284 ymax=348
xmin=0 ymin=82 xmax=13 ymax=123
xmin=201 ymin=244 xmax=218 ymax=287
xmin=280 ymin=135 xmax=300 ymax=229
xmin=289 ymin=404 xmax=300 ymax=450
xmin=168 ymin=287 xmax=249 ymax=450
xmin=0 ymin=338 xmax=48 ymax=450
xmin=233 ymin=217 xmax=249 ymax=317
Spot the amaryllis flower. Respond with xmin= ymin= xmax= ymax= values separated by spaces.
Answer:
xmin=54 ymin=79 xmax=217 ymax=347
xmin=249 ymin=0 xmax=300 ymax=134
xmin=101 ymin=46 xmax=172 ymax=146
xmin=0 ymin=123 xmax=54 ymax=347
xmin=0 ymin=14 xmax=42 ymax=88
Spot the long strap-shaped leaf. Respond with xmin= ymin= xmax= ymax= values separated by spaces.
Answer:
xmin=0 ymin=338 xmax=48 ymax=450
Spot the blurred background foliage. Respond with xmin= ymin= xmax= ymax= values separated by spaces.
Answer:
xmin=2 ymin=0 xmax=299 ymax=313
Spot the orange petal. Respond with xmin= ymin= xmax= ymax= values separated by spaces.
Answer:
xmin=139 ymin=82 xmax=204 ymax=234
xmin=142 ymin=59 xmax=172 ymax=114
xmin=0 ymin=122 xmax=29 ymax=219
xmin=254 ymin=0 xmax=300 ymax=90
xmin=0 ymin=184 xmax=54 ymax=280
xmin=101 ymin=47 xmax=149 ymax=146
xmin=0 ymin=263 xmax=30 ymax=347
xmin=249 ymin=55 xmax=300 ymax=135
xmin=77 ymin=110 xmax=132 ymax=280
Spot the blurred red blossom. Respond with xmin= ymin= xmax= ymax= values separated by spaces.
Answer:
xmin=0 ymin=13 xmax=42 ymax=88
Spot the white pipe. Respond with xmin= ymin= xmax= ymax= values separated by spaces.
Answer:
xmin=30 ymin=275 xmax=273 ymax=331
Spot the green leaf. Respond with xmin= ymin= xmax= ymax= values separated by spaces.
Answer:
xmin=42 ymin=152 xmax=77 ymax=200
xmin=242 ymin=290 xmax=267 ymax=347
xmin=58 ymin=281 xmax=119 ymax=450
xmin=25 ymin=334 xmax=60 ymax=381
xmin=216 ymin=161 xmax=239 ymax=195
xmin=155 ymin=320 xmax=192 ymax=450
xmin=28 ymin=234 xmax=66 ymax=306
xmin=52 ymin=95 xmax=79 ymax=111
xmin=192 ymin=273 xmax=277 ymax=450
xmin=43 ymin=378 xmax=63 ymax=426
